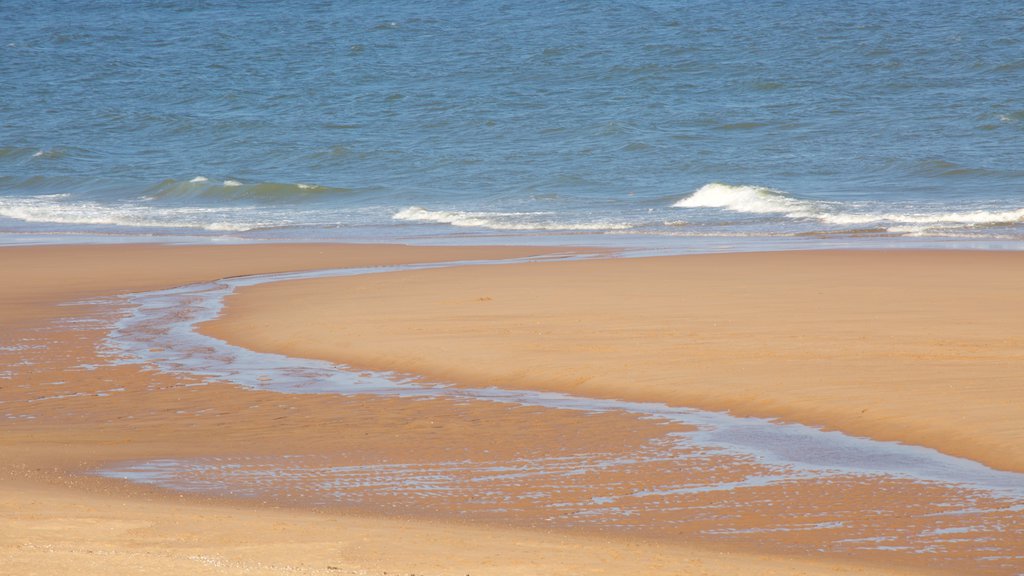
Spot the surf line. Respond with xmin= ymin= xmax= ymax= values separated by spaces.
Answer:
xmin=97 ymin=250 xmax=1024 ymax=499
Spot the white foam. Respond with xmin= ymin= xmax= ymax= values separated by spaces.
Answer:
xmin=393 ymin=206 xmax=632 ymax=231
xmin=674 ymin=183 xmax=817 ymax=216
xmin=30 ymin=149 xmax=66 ymax=159
xmin=0 ymin=197 xmax=264 ymax=232
xmin=675 ymin=183 xmax=1024 ymax=233
xmin=822 ymin=208 xmax=1024 ymax=226
xmin=205 ymin=221 xmax=256 ymax=231
xmin=394 ymin=206 xmax=495 ymax=226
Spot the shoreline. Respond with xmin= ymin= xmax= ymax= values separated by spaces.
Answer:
xmin=2 ymin=243 xmax=1020 ymax=575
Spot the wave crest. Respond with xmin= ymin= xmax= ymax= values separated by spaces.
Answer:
xmin=0 ymin=196 xmax=267 ymax=232
xmin=675 ymin=183 xmax=1024 ymax=231
xmin=673 ymin=183 xmax=817 ymax=216
xmin=394 ymin=206 xmax=632 ymax=231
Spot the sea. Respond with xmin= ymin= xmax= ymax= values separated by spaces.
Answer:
xmin=2 ymin=0 xmax=1023 ymax=250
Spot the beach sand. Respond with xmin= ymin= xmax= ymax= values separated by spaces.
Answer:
xmin=3 ymin=244 xmax=1019 ymax=575
xmin=207 ymin=250 xmax=1024 ymax=473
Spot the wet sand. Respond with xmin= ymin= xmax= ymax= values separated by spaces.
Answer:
xmin=2 ymin=244 xmax=1020 ymax=575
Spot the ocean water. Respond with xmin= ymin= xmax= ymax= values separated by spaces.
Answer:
xmin=2 ymin=0 xmax=1023 ymax=248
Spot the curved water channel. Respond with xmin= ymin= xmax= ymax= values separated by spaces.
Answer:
xmin=93 ymin=252 xmax=1024 ymax=573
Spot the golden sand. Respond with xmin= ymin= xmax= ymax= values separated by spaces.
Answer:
xmin=207 ymin=250 xmax=1024 ymax=473
xmin=3 ymin=244 xmax=1020 ymax=575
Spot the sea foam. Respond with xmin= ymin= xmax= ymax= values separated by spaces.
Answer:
xmin=822 ymin=208 xmax=1024 ymax=226
xmin=673 ymin=183 xmax=818 ymax=217
xmin=674 ymin=183 xmax=1024 ymax=233
xmin=0 ymin=197 xmax=264 ymax=232
xmin=394 ymin=206 xmax=632 ymax=231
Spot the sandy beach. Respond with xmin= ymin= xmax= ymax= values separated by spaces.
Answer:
xmin=8 ymin=2 xmax=1024 ymax=574
xmin=2 ymin=243 xmax=1021 ymax=575
xmin=208 ymin=250 xmax=1024 ymax=473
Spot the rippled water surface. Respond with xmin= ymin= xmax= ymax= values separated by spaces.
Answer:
xmin=1 ymin=1 xmax=1023 ymax=245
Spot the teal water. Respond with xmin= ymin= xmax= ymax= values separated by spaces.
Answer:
xmin=1 ymin=1 xmax=1023 ymax=246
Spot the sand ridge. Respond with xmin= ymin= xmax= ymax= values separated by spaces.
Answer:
xmin=206 ymin=250 xmax=1024 ymax=473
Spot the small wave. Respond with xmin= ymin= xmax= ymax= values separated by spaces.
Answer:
xmin=993 ymin=59 xmax=1024 ymax=73
xmin=716 ymin=121 xmax=772 ymax=130
xmin=393 ymin=206 xmax=632 ymax=231
xmin=0 ymin=197 xmax=267 ymax=232
xmin=909 ymin=159 xmax=989 ymax=178
xmin=999 ymin=111 xmax=1024 ymax=123
xmin=143 ymin=178 xmax=352 ymax=203
xmin=673 ymin=183 xmax=818 ymax=217
xmin=0 ymin=174 xmax=129 ymax=197
xmin=674 ymin=183 xmax=1024 ymax=233
xmin=0 ymin=146 xmax=39 ymax=160
xmin=23 ymin=146 xmax=99 ymax=161
xmin=823 ymin=208 xmax=1024 ymax=227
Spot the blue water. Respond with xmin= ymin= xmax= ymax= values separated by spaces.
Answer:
xmin=2 ymin=0 xmax=1023 ymax=247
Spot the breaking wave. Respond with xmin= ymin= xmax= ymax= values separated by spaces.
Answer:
xmin=674 ymin=183 xmax=818 ymax=216
xmin=394 ymin=206 xmax=632 ymax=231
xmin=674 ymin=183 xmax=1024 ymax=232
xmin=0 ymin=196 xmax=271 ymax=232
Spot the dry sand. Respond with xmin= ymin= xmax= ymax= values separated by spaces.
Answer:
xmin=1 ymin=243 xmax=946 ymax=576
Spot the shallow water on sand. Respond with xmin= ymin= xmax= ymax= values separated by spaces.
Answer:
xmin=89 ymin=255 xmax=1024 ymax=574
